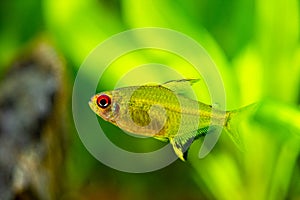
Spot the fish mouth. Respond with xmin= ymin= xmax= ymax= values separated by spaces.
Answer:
xmin=88 ymin=99 xmax=95 ymax=110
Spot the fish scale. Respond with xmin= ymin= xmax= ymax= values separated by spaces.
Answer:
xmin=123 ymin=85 xmax=220 ymax=137
xmin=89 ymin=79 xmax=252 ymax=161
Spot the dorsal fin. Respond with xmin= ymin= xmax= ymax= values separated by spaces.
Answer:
xmin=161 ymin=79 xmax=200 ymax=99
xmin=161 ymin=79 xmax=200 ymax=91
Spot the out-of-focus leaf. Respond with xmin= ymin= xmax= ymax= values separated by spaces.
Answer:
xmin=0 ymin=0 xmax=43 ymax=72
xmin=43 ymin=0 xmax=125 ymax=69
xmin=255 ymin=0 xmax=299 ymax=102
xmin=121 ymin=0 xmax=239 ymax=106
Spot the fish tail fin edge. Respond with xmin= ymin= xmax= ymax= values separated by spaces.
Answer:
xmin=224 ymin=103 xmax=258 ymax=151
xmin=224 ymin=111 xmax=245 ymax=151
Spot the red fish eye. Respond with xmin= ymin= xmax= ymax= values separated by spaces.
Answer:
xmin=96 ymin=94 xmax=111 ymax=108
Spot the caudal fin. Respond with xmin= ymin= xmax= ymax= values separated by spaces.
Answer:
xmin=224 ymin=103 xmax=258 ymax=151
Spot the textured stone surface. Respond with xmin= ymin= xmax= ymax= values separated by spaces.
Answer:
xmin=0 ymin=42 xmax=67 ymax=200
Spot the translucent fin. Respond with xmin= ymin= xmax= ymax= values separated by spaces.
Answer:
xmin=161 ymin=79 xmax=200 ymax=92
xmin=153 ymin=136 xmax=169 ymax=142
xmin=224 ymin=103 xmax=258 ymax=151
xmin=169 ymin=132 xmax=196 ymax=161
xmin=224 ymin=118 xmax=245 ymax=152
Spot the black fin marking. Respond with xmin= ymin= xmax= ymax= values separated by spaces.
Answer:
xmin=170 ymin=133 xmax=196 ymax=161
xmin=183 ymin=149 xmax=189 ymax=161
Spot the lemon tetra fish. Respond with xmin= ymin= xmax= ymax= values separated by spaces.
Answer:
xmin=89 ymin=79 xmax=251 ymax=161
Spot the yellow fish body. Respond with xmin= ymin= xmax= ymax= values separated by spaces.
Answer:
xmin=89 ymin=79 xmax=250 ymax=161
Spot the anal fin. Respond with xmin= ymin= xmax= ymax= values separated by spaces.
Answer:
xmin=170 ymin=133 xmax=196 ymax=161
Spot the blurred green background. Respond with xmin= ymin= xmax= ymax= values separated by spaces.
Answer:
xmin=0 ymin=0 xmax=300 ymax=199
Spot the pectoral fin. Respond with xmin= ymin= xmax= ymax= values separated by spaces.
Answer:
xmin=170 ymin=134 xmax=196 ymax=161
